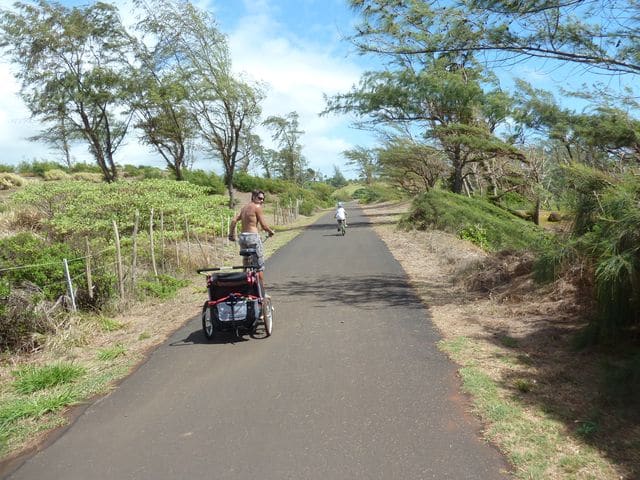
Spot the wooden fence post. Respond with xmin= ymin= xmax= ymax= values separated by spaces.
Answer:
xmin=185 ymin=218 xmax=191 ymax=261
xmin=173 ymin=218 xmax=180 ymax=268
xmin=112 ymin=220 xmax=125 ymax=299
xmin=131 ymin=210 xmax=139 ymax=291
xmin=85 ymin=237 xmax=93 ymax=300
xmin=160 ymin=210 xmax=165 ymax=273
xmin=150 ymin=209 xmax=158 ymax=277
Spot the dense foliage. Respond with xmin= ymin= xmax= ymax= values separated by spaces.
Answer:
xmin=10 ymin=179 xmax=231 ymax=239
xmin=401 ymin=189 xmax=547 ymax=252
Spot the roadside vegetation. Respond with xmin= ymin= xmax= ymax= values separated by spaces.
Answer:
xmin=0 ymin=162 xmax=347 ymax=460
xmin=1 ymin=0 xmax=640 ymax=477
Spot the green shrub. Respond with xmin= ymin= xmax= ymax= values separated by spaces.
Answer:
xmin=17 ymin=160 xmax=66 ymax=177
xmin=458 ymin=224 xmax=489 ymax=249
xmin=184 ymin=169 xmax=226 ymax=194
xmin=0 ymin=233 xmax=84 ymax=300
xmin=122 ymin=164 xmax=166 ymax=179
xmin=401 ymin=189 xmax=546 ymax=251
xmin=353 ymin=184 xmax=403 ymax=204
xmin=298 ymin=200 xmax=315 ymax=216
xmin=138 ymin=274 xmax=189 ymax=300
xmin=0 ymin=164 xmax=16 ymax=173
xmin=43 ymin=169 xmax=70 ymax=181
xmin=69 ymin=162 xmax=102 ymax=174
xmin=11 ymin=179 xmax=232 ymax=240
xmin=0 ymin=280 xmax=51 ymax=352
xmin=12 ymin=363 xmax=86 ymax=394
xmin=71 ymin=172 xmax=103 ymax=183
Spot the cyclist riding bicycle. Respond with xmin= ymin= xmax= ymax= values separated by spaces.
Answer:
xmin=335 ymin=202 xmax=347 ymax=231
xmin=228 ymin=189 xmax=275 ymax=288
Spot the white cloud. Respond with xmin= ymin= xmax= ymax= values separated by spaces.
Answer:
xmin=0 ymin=0 xmax=373 ymax=176
xmin=226 ymin=5 xmax=368 ymax=176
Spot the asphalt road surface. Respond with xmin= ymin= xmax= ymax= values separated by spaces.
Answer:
xmin=4 ymin=205 xmax=511 ymax=479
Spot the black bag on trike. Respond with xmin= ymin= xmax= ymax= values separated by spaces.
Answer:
xmin=204 ymin=271 xmax=262 ymax=332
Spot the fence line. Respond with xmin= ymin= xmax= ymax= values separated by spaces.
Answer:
xmin=1 ymin=207 xmax=286 ymax=312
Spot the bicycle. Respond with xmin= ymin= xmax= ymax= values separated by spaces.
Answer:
xmin=337 ymin=219 xmax=346 ymax=236
xmin=196 ymin=235 xmax=273 ymax=339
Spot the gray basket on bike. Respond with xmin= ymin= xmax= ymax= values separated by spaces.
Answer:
xmin=207 ymin=272 xmax=261 ymax=326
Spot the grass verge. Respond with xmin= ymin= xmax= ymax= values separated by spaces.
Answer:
xmin=0 ymin=207 xmax=324 ymax=462
xmin=440 ymin=337 xmax=618 ymax=479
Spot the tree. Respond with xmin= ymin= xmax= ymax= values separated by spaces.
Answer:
xmin=342 ymin=146 xmax=378 ymax=185
xmin=0 ymin=0 xmax=135 ymax=182
xmin=348 ymin=0 xmax=640 ymax=75
xmin=28 ymin=105 xmax=76 ymax=168
xmin=512 ymin=80 xmax=640 ymax=169
xmin=134 ymin=0 xmax=264 ymax=206
xmin=326 ymin=57 xmax=522 ymax=193
xmin=129 ymin=25 xmax=196 ymax=181
xmin=263 ymin=112 xmax=308 ymax=183
xmin=377 ymin=137 xmax=447 ymax=193
xmin=328 ymin=165 xmax=348 ymax=188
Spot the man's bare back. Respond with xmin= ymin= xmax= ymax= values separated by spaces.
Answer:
xmin=228 ymin=190 xmax=274 ymax=239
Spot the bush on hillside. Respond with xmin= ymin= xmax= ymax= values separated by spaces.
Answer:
xmin=43 ymin=169 xmax=70 ymax=181
xmin=353 ymin=184 xmax=403 ymax=204
xmin=17 ymin=160 xmax=66 ymax=177
xmin=401 ymin=189 xmax=546 ymax=251
xmin=0 ymin=279 xmax=53 ymax=352
xmin=71 ymin=172 xmax=103 ymax=183
xmin=0 ymin=233 xmax=85 ymax=300
xmin=183 ymin=169 xmax=225 ymax=194
xmin=0 ymin=172 xmax=26 ymax=189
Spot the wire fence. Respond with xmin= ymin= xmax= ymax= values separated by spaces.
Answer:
xmin=1 ymin=201 xmax=302 ymax=313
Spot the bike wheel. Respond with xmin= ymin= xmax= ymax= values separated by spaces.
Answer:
xmin=341 ymin=224 xmax=346 ymax=236
xmin=263 ymin=296 xmax=273 ymax=337
xmin=201 ymin=302 xmax=215 ymax=340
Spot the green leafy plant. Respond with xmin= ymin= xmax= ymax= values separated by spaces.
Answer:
xmin=12 ymin=363 xmax=86 ymax=394
xmin=402 ymin=189 xmax=546 ymax=251
xmin=458 ymin=224 xmax=489 ymax=249
xmin=138 ymin=274 xmax=189 ymax=300
xmin=97 ymin=344 xmax=126 ymax=361
xmin=0 ymin=232 xmax=84 ymax=300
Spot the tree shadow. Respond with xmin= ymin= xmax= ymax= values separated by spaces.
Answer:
xmin=441 ymin=299 xmax=639 ymax=477
xmin=268 ymin=274 xmax=424 ymax=312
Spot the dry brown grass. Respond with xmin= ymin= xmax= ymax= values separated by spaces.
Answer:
xmin=361 ymin=200 xmax=637 ymax=480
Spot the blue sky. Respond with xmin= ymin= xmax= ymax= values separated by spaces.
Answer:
xmin=0 ymin=0 xmax=636 ymax=178
xmin=0 ymin=0 xmax=374 ymax=178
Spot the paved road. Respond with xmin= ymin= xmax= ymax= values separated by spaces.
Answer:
xmin=4 ymin=205 xmax=511 ymax=479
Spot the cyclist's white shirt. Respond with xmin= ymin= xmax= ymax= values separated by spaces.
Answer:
xmin=335 ymin=207 xmax=346 ymax=220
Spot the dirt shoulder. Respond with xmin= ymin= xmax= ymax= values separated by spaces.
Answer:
xmin=360 ymin=201 xmax=636 ymax=480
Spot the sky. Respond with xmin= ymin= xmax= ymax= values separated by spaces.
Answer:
xmin=0 ymin=0 xmax=636 ymax=179
xmin=0 ymin=0 xmax=375 ymax=179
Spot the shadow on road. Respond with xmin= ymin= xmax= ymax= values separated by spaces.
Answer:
xmin=269 ymin=274 xmax=424 ymax=312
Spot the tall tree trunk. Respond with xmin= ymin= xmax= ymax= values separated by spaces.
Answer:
xmin=533 ymin=197 xmax=541 ymax=226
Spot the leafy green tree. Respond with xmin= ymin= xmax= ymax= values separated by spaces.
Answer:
xmin=263 ymin=112 xmax=308 ymax=183
xmin=348 ymin=0 xmax=640 ymax=75
xmin=513 ymin=80 xmax=640 ymax=169
xmin=377 ymin=137 xmax=447 ymax=193
xmin=328 ymin=165 xmax=348 ymax=188
xmin=128 ymin=29 xmax=196 ymax=181
xmin=342 ymin=146 xmax=379 ymax=185
xmin=326 ymin=57 xmax=521 ymax=193
xmin=0 ymin=0 xmax=135 ymax=182
xmin=134 ymin=0 xmax=264 ymax=206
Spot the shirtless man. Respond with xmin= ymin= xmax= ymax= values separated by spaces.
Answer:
xmin=228 ymin=189 xmax=275 ymax=285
